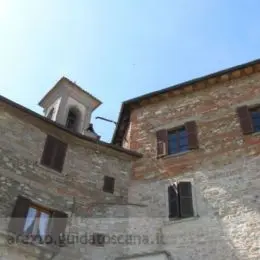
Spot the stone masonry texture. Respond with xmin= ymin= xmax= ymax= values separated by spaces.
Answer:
xmin=0 ymin=70 xmax=260 ymax=260
xmin=0 ymin=104 xmax=139 ymax=260
xmin=123 ymin=72 xmax=260 ymax=259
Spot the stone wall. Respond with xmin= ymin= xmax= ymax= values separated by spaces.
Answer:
xmin=127 ymin=72 xmax=260 ymax=179
xmin=127 ymin=155 xmax=260 ymax=260
xmin=121 ymin=73 xmax=260 ymax=259
xmin=1 ymin=71 xmax=260 ymax=260
xmin=0 ymin=106 xmax=137 ymax=260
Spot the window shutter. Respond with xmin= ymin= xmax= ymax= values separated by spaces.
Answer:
xmin=185 ymin=121 xmax=199 ymax=149
xmin=236 ymin=106 xmax=254 ymax=134
xmin=50 ymin=210 xmax=68 ymax=247
xmin=178 ymin=182 xmax=194 ymax=218
xmin=8 ymin=196 xmax=31 ymax=235
xmin=53 ymin=141 xmax=67 ymax=172
xmin=41 ymin=135 xmax=56 ymax=167
xmin=156 ymin=129 xmax=168 ymax=157
xmin=168 ymin=185 xmax=179 ymax=219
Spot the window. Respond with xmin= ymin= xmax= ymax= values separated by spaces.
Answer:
xmin=237 ymin=105 xmax=260 ymax=134
xmin=8 ymin=196 xmax=68 ymax=246
xmin=251 ymin=107 xmax=260 ymax=132
xmin=23 ymin=206 xmax=50 ymax=239
xmin=168 ymin=127 xmax=189 ymax=154
xmin=92 ymin=233 xmax=105 ymax=246
xmin=46 ymin=108 xmax=54 ymax=120
xmin=66 ymin=109 xmax=78 ymax=131
xmin=103 ymin=176 xmax=115 ymax=194
xmin=41 ymin=135 xmax=67 ymax=172
xmin=156 ymin=121 xmax=198 ymax=157
xmin=168 ymin=181 xmax=194 ymax=219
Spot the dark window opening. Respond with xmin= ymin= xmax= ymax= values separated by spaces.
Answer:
xmin=66 ymin=109 xmax=78 ymax=131
xmin=92 ymin=233 xmax=105 ymax=246
xmin=103 ymin=176 xmax=115 ymax=194
xmin=168 ymin=181 xmax=194 ymax=219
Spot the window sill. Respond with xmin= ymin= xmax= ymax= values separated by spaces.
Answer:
xmin=162 ymin=150 xmax=192 ymax=159
xmin=37 ymin=162 xmax=64 ymax=176
xmin=163 ymin=215 xmax=199 ymax=225
xmin=251 ymin=131 xmax=260 ymax=136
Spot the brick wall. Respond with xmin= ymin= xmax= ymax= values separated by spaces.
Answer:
xmin=123 ymin=73 xmax=260 ymax=259
xmin=127 ymin=73 xmax=260 ymax=179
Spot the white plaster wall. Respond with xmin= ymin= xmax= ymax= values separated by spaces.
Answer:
xmin=123 ymin=123 xmax=132 ymax=149
xmin=41 ymin=80 xmax=99 ymax=134
xmin=44 ymin=97 xmax=61 ymax=121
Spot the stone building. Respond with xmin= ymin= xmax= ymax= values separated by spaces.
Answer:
xmin=1 ymin=59 xmax=260 ymax=260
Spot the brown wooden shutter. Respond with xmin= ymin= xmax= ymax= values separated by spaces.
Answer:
xmin=237 ymin=106 xmax=254 ymax=134
xmin=185 ymin=121 xmax=199 ymax=149
xmin=8 ymin=196 xmax=31 ymax=235
xmin=50 ymin=210 xmax=68 ymax=247
xmin=168 ymin=185 xmax=179 ymax=219
xmin=156 ymin=129 xmax=168 ymax=157
xmin=178 ymin=182 xmax=194 ymax=218
xmin=53 ymin=140 xmax=67 ymax=172
xmin=41 ymin=135 xmax=56 ymax=167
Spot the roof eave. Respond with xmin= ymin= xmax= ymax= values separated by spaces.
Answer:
xmin=0 ymin=95 xmax=142 ymax=159
xmin=38 ymin=77 xmax=102 ymax=109
xmin=112 ymin=58 xmax=260 ymax=145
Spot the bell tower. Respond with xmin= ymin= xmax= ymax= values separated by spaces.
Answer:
xmin=38 ymin=77 xmax=101 ymax=139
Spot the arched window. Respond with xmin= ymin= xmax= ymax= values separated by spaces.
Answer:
xmin=47 ymin=108 xmax=54 ymax=119
xmin=65 ymin=108 xmax=79 ymax=131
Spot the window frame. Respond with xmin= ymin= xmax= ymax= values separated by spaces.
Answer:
xmin=23 ymin=203 xmax=52 ymax=240
xmin=167 ymin=126 xmax=189 ymax=155
xmin=8 ymin=196 xmax=68 ymax=247
xmin=249 ymin=106 xmax=260 ymax=133
xmin=156 ymin=121 xmax=198 ymax=158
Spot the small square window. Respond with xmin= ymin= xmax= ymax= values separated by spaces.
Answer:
xmin=92 ymin=233 xmax=105 ymax=246
xmin=103 ymin=176 xmax=115 ymax=193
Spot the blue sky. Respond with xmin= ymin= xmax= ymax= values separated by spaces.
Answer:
xmin=1 ymin=0 xmax=260 ymax=142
